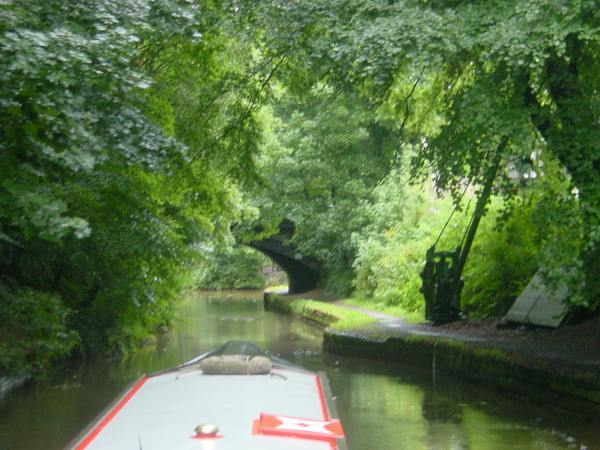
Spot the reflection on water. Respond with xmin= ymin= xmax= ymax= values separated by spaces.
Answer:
xmin=329 ymin=364 xmax=597 ymax=450
xmin=0 ymin=290 xmax=597 ymax=450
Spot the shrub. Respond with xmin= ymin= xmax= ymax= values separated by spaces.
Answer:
xmin=0 ymin=283 xmax=79 ymax=377
xmin=353 ymin=181 xmax=545 ymax=319
xmin=196 ymin=246 xmax=268 ymax=290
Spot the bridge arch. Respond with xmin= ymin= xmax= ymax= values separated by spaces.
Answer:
xmin=247 ymin=220 xmax=321 ymax=294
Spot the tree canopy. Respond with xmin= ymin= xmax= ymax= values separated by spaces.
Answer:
xmin=0 ymin=0 xmax=268 ymax=375
xmin=1 ymin=0 xmax=599 ymax=377
xmin=241 ymin=0 xmax=599 ymax=305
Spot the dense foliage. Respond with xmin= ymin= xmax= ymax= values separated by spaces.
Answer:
xmin=196 ymin=246 xmax=268 ymax=290
xmin=244 ymin=0 xmax=599 ymax=308
xmin=2 ymin=0 xmax=598 ymax=377
xmin=249 ymin=90 xmax=397 ymax=293
xmin=0 ymin=0 xmax=269 ymax=376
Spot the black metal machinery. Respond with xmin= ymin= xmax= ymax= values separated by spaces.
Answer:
xmin=420 ymin=138 xmax=508 ymax=324
xmin=420 ymin=246 xmax=463 ymax=323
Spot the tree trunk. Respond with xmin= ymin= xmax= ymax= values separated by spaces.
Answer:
xmin=524 ymin=34 xmax=600 ymax=309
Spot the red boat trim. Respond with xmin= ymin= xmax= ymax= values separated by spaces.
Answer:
xmin=253 ymin=414 xmax=342 ymax=450
xmin=316 ymin=374 xmax=340 ymax=450
xmin=269 ymin=369 xmax=330 ymax=420
xmin=74 ymin=376 xmax=149 ymax=450
xmin=314 ymin=374 xmax=330 ymax=420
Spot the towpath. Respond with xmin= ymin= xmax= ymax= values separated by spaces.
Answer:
xmin=278 ymin=289 xmax=600 ymax=376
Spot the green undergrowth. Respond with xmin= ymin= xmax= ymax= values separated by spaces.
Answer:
xmin=352 ymin=185 xmax=547 ymax=319
xmin=285 ymin=298 xmax=376 ymax=331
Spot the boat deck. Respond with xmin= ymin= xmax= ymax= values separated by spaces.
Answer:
xmin=73 ymin=367 xmax=340 ymax=450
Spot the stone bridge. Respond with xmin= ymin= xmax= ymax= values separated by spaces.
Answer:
xmin=247 ymin=219 xmax=321 ymax=294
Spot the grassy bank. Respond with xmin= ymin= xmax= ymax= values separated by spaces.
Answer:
xmin=338 ymin=297 xmax=423 ymax=323
xmin=264 ymin=293 xmax=376 ymax=331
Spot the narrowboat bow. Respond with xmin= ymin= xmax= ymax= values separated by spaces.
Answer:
xmin=67 ymin=341 xmax=347 ymax=450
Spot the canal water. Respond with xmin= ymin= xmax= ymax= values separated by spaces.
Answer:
xmin=0 ymin=290 xmax=597 ymax=450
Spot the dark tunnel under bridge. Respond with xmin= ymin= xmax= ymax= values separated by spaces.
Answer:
xmin=247 ymin=220 xmax=321 ymax=294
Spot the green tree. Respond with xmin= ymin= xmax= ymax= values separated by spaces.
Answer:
xmin=244 ymin=0 xmax=600 ymax=309
xmin=249 ymin=89 xmax=396 ymax=293
xmin=0 ymin=0 xmax=272 ymax=375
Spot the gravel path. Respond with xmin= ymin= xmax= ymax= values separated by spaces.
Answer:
xmin=330 ymin=299 xmax=600 ymax=372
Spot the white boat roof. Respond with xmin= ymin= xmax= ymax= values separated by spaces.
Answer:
xmin=70 ymin=366 xmax=343 ymax=450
